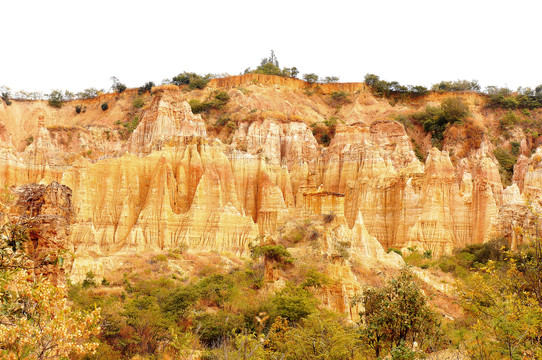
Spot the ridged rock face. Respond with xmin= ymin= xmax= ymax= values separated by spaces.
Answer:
xmin=499 ymin=149 xmax=542 ymax=249
xmin=129 ymin=93 xmax=207 ymax=154
xmin=1 ymin=80 xmax=541 ymax=280
xmin=4 ymin=182 xmax=73 ymax=281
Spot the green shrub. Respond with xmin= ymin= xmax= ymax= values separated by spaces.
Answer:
xmin=252 ymin=244 xmax=293 ymax=264
xmin=189 ymin=91 xmax=230 ymax=114
xmin=214 ymin=114 xmax=230 ymax=127
xmin=210 ymin=91 xmax=230 ymax=109
xmin=499 ymin=111 xmax=520 ymax=128
xmin=47 ymin=90 xmax=64 ymax=108
xmin=324 ymin=76 xmax=339 ymax=83
xmin=359 ymin=269 xmax=442 ymax=358
xmin=111 ymin=76 xmax=127 ymax=93
xmin=486 ymin=86 xmax=542 ymax=110
xmin=189 ymin=99 xmax=209 ymax=114
xmin=301 ymin=269 xmax=330 ymax=289
xmin=431 ymin=80 xmax=481 ymax=92
xmin=133 ymin=97 xmax=144 ymax=108
xmin=245 ymin=51 xmax=299 ymax=78
xmin=494 ymin=147 xmax=517 ymax=186
xmin=82 ymin=271 xmax=97 ymax=288
xmin=272 ymin=285 xmax=318 ymax=322
xmin=171 ymin=72 xmax=211 ymax=90
xmin=122 ymin=116 xmax=140 ymax=133
xmin=303 ymin=73 xmax=319 ymax=84
xmin=197 ymin=274 xmax=235 ymax=308
xmin=138 ymin=81 xmax=155 ymax=95
xmin=437 ymin=257 xmax=456 ymax=273
xmin=364 ymin=73 xmax=428 ymax=98
xmin=5 ymin=100 xmax=12 ymax=106
xmin=163 ymin=285 xmax=200 ymax=317
xmin=330 ymin=91 xmax=350 ymax=105
xmin=75 ymin=105 xmax=82 ymax=114
xmin=195 ymin=311 xmax=245 ymax=346
xmin=387 ymin=248 xmax=402 ymax=256
xmin=413 ymin=97 xmax=469 ymax=140
xmin=76 ymin=88 xmax=100 ymax=99
xmin=511 ymin=141 xmax=520 ymax=156
xmin=101 ymin=102 xmax=109 ymax=111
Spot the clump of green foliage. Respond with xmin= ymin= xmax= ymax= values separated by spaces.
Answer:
xmin=303 ymin=73 xmax=319 ymax=84
xmin=330 ymin=90 xmax=351 ymax=106
xmin=137 ymin=81 xmax=154 ymax=95
xmin=47 ymin=89 xmax=65 ymax=108
xmin=271 ymin=285 xmax=318 ymax=322
xmin=301 ymin=268 xmax=330 ymax=289
xmin=189 ymin=90 xmax=230 ymax=114
xmin=365 ymin=73 xmax=428 ymax=98
xmin=251 ymin=244 xmax=293 ymax=264
xmin=244 ymin=50 xmax=299 ymax=78
xmin=486 ymin=85 xmax=542 ymax=110
xmin=101 ymin=102 xmax=109 ymax=111
xmin=311 ymin=117 xmax=338 ymax=146
xmin=358 ymin=269 xmax=443 ymax=358
xmin=132 ymin=97 xmax=145 ymax=108
xmin=455 ymin=218 xmax=542 ymax=359
xmin=431 ymin=79 xmax=481 ymax=92
xmin=1 ymin=86 xmax=12 ymax=106
xmin=412 ymin=96 xmax=470 ymax=143
xmin=171 ymin=72 xmax=212 ymax=90
xmin=76 ymin=88 xmax=101 ymax=99
xmin=110 ymin=76 xmax=127 ymax=93
xmin=494 ymin=147 xmax=517 ymax=186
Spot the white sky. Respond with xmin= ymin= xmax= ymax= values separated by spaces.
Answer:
xmin=1 ymin=0 xmax=541 ymax=93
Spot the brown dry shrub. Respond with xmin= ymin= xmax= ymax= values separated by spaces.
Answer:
xmin=464 ymin=122 xmax=484 ymax=152
xmin=261 ymin=110 xmax=288 ymax=122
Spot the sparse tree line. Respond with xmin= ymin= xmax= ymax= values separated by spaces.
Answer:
xmin=365 ymin=73 xmax=542 ymax=109
xmin=2 ymin=50 xmax=542 ymax=112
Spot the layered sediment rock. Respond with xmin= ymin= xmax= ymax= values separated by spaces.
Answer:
xmin=0 ymin=79 xmax=539 ymax=279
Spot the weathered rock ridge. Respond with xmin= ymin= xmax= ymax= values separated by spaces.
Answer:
xmin=0 ymin=76 xmax=540 ymax=278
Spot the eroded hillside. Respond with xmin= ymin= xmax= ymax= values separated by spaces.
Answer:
xmin=1 ymin=74 xmax=541 ymax=289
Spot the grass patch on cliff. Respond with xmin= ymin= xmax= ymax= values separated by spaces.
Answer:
xmin=403 ymin=238 xmax=509 ymax=279
xmin=311 ymin=117 xmax=338 ymax=146
xmin=493 ymin=147 xmax=517 ymax=186
xmin=189 ymin=90 xmax=230 ymax=114
xmin=411 ymin=97 xmax=470 ymax=145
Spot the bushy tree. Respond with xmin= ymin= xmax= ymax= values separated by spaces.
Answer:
xmin=76 ymin=88 xmax=100 ymax=99
xmin=457 ymin=260 xmax=542 ymax=359
xmin=138 ymin=81 xmax=155 ymax=95
xmin=47 ymin=89 xmax=65 ymax=108
xmin=432 ymin=79 xmax=481 ymax=92
xmin=0 ymin=271 xmax=101 ymax=359
xmin=281 ymin=312 xmax=360 ymax=359
xmin=303 ymin=73 xmax=319 ymax=84
xmin=246 ymin=50 xmax=300 ymax=78
xmin=0 ymin=192 xmax=101 ymax=359
xmin=1 ymin=86 xmax=11 ymax=105
xmin=251 ymin=244 xmax=293 ymax=264
xmin=364 ymin=74 xmax=428 ymax=98
xmin=110 ymin=76 xmax=127 ymax=93
xmin=358 ymin=269 xmax=442 ymax=358
xmin=171 ymin=72 xmax=211 ymax=89
xmin=413 ymin=97 xmax=469 ymax=141
xmin=271 ymin=285 xmax=317 ymax=322
xmin=324 ymin=76 xmax=340 ymax=83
